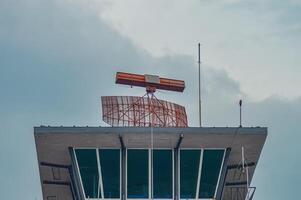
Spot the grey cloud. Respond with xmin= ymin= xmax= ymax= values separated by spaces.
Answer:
xmin=221 ymin=0 xmax=301 ymax=35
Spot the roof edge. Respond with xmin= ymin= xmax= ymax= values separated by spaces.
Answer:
xmin=34 ymin=126 xmax=267 ymax=135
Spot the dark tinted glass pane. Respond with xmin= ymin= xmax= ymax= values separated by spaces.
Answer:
xmin=180 ymin=150 xmax=201 ymax=199
xmin=127 ymin=149 xmax=149 ymax=198
xmin=153 ymin=150 xmax=173 ymax=199
xmin=199 ymin=150 xmax=225 ymax=198
xmin=99 ymin=149 xmax=120 ymax=198
xmin=75 ymin=149 xmax=99 ymax=198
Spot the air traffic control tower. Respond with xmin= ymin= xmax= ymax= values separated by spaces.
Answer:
xmin=34 ymin=72 xmax=267 ymax=200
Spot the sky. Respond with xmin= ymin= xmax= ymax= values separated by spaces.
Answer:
xmin=0 ymin=0 xmax=300 ymax=199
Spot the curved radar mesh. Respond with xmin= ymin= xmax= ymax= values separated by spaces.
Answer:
xmin=101 ymin=96 xmax=188 ymax=127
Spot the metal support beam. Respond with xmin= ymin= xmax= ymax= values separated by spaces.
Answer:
xmin=175 ymin=134 xmax=184 ymax=149
xmin=119 ymin=134 xmax=125 ymax=149
xmin=225 ymin=181 xmax=248 ymax=186
xmin=43 ymin=180 xmax=70 ymax=186
xmin=216 ymin=148 xmax=231 ymax=200
xmin=40 ymin=162 xmax=70 ymax=169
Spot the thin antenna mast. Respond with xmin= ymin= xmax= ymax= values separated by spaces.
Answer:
xmin=198 ymin=43 xmax=202 ymax=127
xmin=239 ymin=99 xmax=242 ymax=127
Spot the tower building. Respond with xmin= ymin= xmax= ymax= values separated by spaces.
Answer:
xmin=34 ymin=72 xmax=267 ymax=200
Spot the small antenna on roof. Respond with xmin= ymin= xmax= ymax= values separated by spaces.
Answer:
xmin=239 ymin=99 xmax=242 ymax=127
xmin=198 ymin=43 xmax=202 ymax=127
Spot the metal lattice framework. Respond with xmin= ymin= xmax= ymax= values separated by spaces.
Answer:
xmin=101 ymin=95 xmax=188 ymax=127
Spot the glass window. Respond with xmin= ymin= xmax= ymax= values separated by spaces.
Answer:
xmin=75 ymin=149 xmax=99 ymax=198
xmin=127 ymin=149 xmax=149 ymax=198
xmin=198 ymin=150 xmax=225 ymax=199
xmin=153 ymin=150 xmax=173 ymax=199
xmin=99 ymin=149 xmax=120 ymax=198
xmin=180 ymin=150 xmax=201 ymax=199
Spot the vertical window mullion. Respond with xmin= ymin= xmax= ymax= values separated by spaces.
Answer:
xmin=97 ymin=149 xmax=104 ymax=199
xmin=199 ymin=149 xmax=225 ymax=199
xmin=73 ymin=148 xmax=87 ymax=198
xmin=75 ymin=149 xmax=99 ymax=199
xmin=214 ymin=150 xmax=226 ymax=199
xmin=195 ymin=149 xmax=203 ymax=200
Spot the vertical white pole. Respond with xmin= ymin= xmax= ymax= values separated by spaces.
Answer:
xmin=246 ymin=164 xmax=250 ymax=200
xmin=150 ymin=93 xmax=154 ymax=200
xmin=239 ymin=100 xmax=242 ymax=127
xmin=195 ymin=150 xmax=203 ymax=200
xmin=96 ymin=149 xmax=104 ymax=200
xmin=242 ymin=146 xmax=250 ymax=200
xmin=151 ymin=125 xmax=153 ymax=200
xmin=198 ymin=43 xmax=202 ymax=127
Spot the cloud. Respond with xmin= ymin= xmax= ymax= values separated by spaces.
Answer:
xmin=99 ymin=0 xmax=301 ymax=101
xmin=0 ymin=0 xmax=300 ymax=199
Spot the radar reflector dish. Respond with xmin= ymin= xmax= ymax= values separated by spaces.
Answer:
xmin=101 ymin=96 xmax=188 ymax=127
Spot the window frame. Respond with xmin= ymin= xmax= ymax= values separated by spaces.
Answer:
xmin=74 ymin=148 xmax=122 ymax=200
xmin=178 ymin=148 xmax=202 ymax=200
xmin=126 ymin=148 xmax=174 ymax=200
xmin=178 ymin=148 xmax=226 ymax=200
xmin=73 ymin=147 xmax=225 ymax=200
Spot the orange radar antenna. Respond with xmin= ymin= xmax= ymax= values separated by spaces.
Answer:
xmin=101 ymin=72 xmax=188 ymax=127
xmin=115 ymin=72 xmax=185 ymax=93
